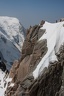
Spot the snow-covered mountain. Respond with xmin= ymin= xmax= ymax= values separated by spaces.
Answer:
xmin=0 ymin=16 xmax=25 ymax=70
xmin=33 ymin=21 xmax=64 ymax=79
xmin=5 ymin=19 xmax=64 ymax=96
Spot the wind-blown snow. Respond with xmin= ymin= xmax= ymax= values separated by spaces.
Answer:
xmin=0 ymin=69 xmax=13 ymax=96
xmin=33 ymin=21 xmax=64 ymax=79
xmin=0 ymin=16 xmax=25 ymax=69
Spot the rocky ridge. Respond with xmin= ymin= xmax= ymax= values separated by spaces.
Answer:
xmin=6 ymin=20 xmax=64 ymax=96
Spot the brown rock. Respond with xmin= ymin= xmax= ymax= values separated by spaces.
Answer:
xmin=6 ymin=21 xmax=64 ymax=96
xmin=17 ymin=55 xmax=33 ymax=82
xmin=40 ymin=20 xmax=45 ymax=25
xmin=9 ymin=60 xmax=19 ymax=78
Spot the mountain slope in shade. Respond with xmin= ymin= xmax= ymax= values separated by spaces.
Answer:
xmin=0 ymin=16 xmax=25 ymax=69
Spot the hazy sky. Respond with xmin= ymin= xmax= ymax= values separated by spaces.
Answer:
xmin=0 ymin=0 xmax=64 ymax=28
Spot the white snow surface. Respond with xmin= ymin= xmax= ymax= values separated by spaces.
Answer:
xmin=33 ymin=21 xmax=64 ymax=79
xmin=0 ymin=16 xmax=25 ymax=69
xmin=0 ymin=69 xmax=13 ymax=96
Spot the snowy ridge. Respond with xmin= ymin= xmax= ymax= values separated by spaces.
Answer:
xmin=33 ymin=21 xmax=64 ymax=79
xmin=0 ymin=16 xmax=25 ymax=69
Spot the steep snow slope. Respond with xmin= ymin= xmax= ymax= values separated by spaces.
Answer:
xmin=0 ymin=69 xmax=13 ymax=96
xmin=0 ymin=16 xmax=25 ymax=69
xmin=33 ymin=21 xmax=64 ymax=79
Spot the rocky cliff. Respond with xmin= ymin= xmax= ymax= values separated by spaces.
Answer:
xmin=6 ymin=20 xmax=64 ymax=96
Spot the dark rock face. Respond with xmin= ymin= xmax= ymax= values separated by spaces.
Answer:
xmin=5 ymin=21 xmax=64 ymax=96
xmin=40 ymin=20 xmax=45 ymax=26
xmin=0 ymin=57 xmax=6 ymax=72
xmin=0 ymin=61 xmax=6 ymax=71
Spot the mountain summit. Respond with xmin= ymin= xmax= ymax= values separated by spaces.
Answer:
xmin=0 ymin=16 xmax=25 ymax=69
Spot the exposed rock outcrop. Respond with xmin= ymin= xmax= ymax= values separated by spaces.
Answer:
xmin=9 ymin=21 xmax=46 ymax=82
xmin=6 ymin=20 xmax=64 ymax=96
xmin=6 ymin=45 xmax=64 ymax=96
